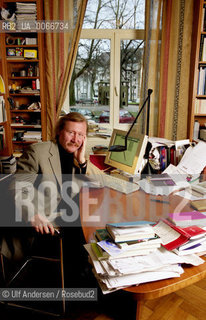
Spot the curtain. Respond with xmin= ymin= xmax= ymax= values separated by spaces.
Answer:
xmin=43 ymin=0 xmax=88 ymax=140
xmin=158 ymin=0 xmax=194 ymax=140
xmin=139 ymin=0 xmax=163 ymax=137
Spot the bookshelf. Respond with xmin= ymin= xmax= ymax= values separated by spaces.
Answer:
xmin=0 ymin=30 xmax=13 ymax=156
xmin=188 ymin=0 xmax=206 ymax=140
xmin=0 ymin=0 xmax=46 ymax=156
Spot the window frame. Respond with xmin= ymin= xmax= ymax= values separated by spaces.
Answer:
xmin=80 ymin=29 xmax=145 ymax=130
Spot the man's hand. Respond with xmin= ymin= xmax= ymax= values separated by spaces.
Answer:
xmin=30 ymin=213 xmax=55 ymax=235
xmin=74 ymin=136 xmax=87 ymax=164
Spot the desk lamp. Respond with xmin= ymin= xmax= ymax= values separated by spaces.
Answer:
xmin=109 ymin=89 xmax=153 ymax=152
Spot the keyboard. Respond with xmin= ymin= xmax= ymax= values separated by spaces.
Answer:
xmin=101 ymin=174 xmax=140 ymax=194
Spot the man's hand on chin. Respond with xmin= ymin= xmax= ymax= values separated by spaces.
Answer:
xmin=30 ymin=213 xmax=55 ymax=235
xmin=74 ymin=136 xmax=87 ymax=165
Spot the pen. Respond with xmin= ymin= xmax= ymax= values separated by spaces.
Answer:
xmin=150 ymin=199 xmax=170 ymax=204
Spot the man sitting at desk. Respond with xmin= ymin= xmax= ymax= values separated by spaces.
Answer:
xmin=1 ymin=111 xmax=137 ymax=318
xmin=2 ymin=112 xmax=101 ymax=286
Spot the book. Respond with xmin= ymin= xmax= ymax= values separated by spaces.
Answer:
xmin=153 ymin=219 xmax=191 ymax=250
xmin=190 ymin=200 xmax=206 ymax=212
xmin=148 ymin=173 xmax=176 ymax=187
xmin=97 ymin=240 xmax=156 ymax=259
xmin=190 ymin=181 xmax=206 ymax=197
xmin=168 ymin=211 xmax=206 ymax=227
xmin=89 ymin=154 xmax=113 ymax=171
xmin=106 ymin=221 xmax=155 ymax=243
xmin=95 ymin=228 xmax=112 ymax=242
xmin=90 ymin=242 xmax=109 ymax=260
xmin=176 ymin=236 xmax=206 ymax=252
xmin=182 ymin=225 xmax=206 ymax=239
xmin=173 ymin=242 xmax=206 ymax=255
xmin=0 ymin=155 xmax=16 ymax=165
xmin=117 ymin=235 xmax=162 ymax=250
xmin=174 ymin=225 xmax=206 ymax=251
xmin=107 ymin=221 xmax=154 ymax=227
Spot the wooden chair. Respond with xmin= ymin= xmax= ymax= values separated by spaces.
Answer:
xmin=0 ymin=230 xmax=65 ymax=317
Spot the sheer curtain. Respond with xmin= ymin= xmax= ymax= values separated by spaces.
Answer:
xmin=43 ymin=0 xmax=88 ymax=139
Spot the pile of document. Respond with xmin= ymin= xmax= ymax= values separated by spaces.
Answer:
xmin=23 ymin=131 xmax=41 ymax=142
xmin=16 ymin=2 xmax=37 ymax=30
xmin=0 ymin=155 xmax=16 ymax=174
xmin=84 ymin=221 xmax=205 ymax=294
xmin=138 ymin=140 xmax=206 ymax=196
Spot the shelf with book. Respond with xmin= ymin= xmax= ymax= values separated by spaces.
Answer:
xmin=0 ymin=0 xmax=46 ymax=156
xmin=11 ymin=109 xmax=41 ymax=112
xmin=188 ymin=0 xmax=206 ymax=140
xmin=0 ymin=76 xmax=13 ymax=156
xmin=0 ymin=120 xmax=13 ymax=156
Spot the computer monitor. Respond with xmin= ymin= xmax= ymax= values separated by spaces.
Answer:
xmin=105 ymin=129 xmax=148 ymax=175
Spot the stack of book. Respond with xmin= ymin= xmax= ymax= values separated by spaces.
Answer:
xmin=0 ymin=155 xmax=16 ymax=174
xmin=93 ymin=222 xmax=161 ymax=259
xmin=16 ymin=2 xmax=37 ymax=30
xmin=153 ymin=219 xmax=206 ymax=256
xmin=84 ymin=220 xmax=205 ymax=294
xmin=105 ymin=221 xmax=156 ymax=243
xmin=172 ymin=225 xmax=206 ymax=256
xmin=23 ymin=130 xmax=41 ymax=142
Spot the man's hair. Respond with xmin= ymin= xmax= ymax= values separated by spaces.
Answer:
xmin=54 ymin=112 xmax=88 ymax=140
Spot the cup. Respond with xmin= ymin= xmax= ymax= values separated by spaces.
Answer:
xmin=20 ymin=70 xmax=26 ymax=77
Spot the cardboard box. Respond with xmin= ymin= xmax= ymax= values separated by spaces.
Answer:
xmin=24 ymin=49 xmax=37 ymax=59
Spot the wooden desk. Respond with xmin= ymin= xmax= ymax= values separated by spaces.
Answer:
xmin=80 ymin=187 xmax=206 ymax=320
xmin=80 ymin=187 xmax=192 ymax=241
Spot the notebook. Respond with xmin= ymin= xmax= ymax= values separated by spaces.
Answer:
xmin=190 ymin=200 xmax=206 ymax=211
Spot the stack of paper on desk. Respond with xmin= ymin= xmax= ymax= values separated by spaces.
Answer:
xmin=84 ymin=244 xmax=204 ymax=294
xmin=84 ymin=219 xmax=205 ymax=294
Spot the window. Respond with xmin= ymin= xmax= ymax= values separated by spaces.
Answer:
xmin=67 ymin=0 xmax=145 ymax=130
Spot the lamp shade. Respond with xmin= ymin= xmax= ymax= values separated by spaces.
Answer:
xmin=0 ymin=75 xmax=5 ymax=94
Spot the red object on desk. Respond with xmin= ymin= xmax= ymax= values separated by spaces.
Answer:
xmin=153 ymin=219 xmax=191 ymax=250
xmin=90 ymin=154 xmax=113 ymax=171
